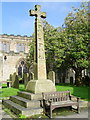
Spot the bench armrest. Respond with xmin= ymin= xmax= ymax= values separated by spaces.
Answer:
xmin=70 ymin=95 xmax=80 ymax=102
xmin=43 ymin=98 xmax=53 ymax=107
xmin=43 ymin=98 xmax=52 ymax=103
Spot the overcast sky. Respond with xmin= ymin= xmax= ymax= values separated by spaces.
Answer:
xmin=1 ymin=2 xmax=82 ymax=36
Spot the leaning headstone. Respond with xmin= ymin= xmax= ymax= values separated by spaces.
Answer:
xmin=48 ymin=71 xmax=55 ymax=85
xmin=12 ymin=72 xmax=19 ymax=89
xmin=30 ymin=72 xmax=34 ymax=80
xmin=10 ymin=74 xmax=12 ymax=81
xmin=23 ymin=73 xmax=29 ymax=88
xmin=8 ymin=74 xmax=12 ymax=88
xmin=12 ymin=73 xmax=16 ymax=87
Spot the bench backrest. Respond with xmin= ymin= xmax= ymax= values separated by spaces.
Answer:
xmin=42 ymin=91 xmax=70 ymax=102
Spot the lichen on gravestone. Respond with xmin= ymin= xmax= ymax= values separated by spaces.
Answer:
xmin=9 ymin=74 xmax=12 ymax=81
xmin=12 ymin=72 xmax=19 ymax=89
xmin=23 ymin=73 xmax=29 ymax=88
xmin=30 ymin=72 xmax=34 ymax=80
xmin=48 ymin=71 xmax=55 ymax=85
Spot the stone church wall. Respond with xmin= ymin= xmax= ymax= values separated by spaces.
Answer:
xmin=0 ymin=34 xmax=32 ymax=81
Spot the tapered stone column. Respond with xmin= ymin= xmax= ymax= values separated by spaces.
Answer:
xmin=26 ymin=5 xmax=56 ymax=93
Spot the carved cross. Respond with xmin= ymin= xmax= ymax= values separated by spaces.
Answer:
xmin=29 ymin=5 xmax=46 ymax=19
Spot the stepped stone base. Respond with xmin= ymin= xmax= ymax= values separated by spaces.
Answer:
xmin=17 ymin=91 xmax=42 ymax=100
xmin=26 ymin=79 xmax=56 ymax=94
xmin=3 ymin=91 xmax=44 ymax=117
xmin=3 ymin=100 xmax=43 ymax=116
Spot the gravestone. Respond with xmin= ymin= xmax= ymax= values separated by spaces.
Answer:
xmin=26 ymin=5 xmax=56 ymax=93
xmin=6 ymin=74 xmax=12 ymax=88
xmin=48 ymin=71 xmax=55 ymax=85
xmin=30 ymin=72 xmax=34 ymax=80
xmin=12 ymin=72 xmax=19 ymax=89
xmin=23 ymin=73 xmax=29 ymax=88
xmin=10 ymin=74 xmax=12 ymax=81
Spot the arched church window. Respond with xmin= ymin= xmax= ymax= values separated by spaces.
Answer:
xmin=18 ymin=61 xmax=28 ymax=78
xmin=18 ymin=65 xmax=22 ymax=78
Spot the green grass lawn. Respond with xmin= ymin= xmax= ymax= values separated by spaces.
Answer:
xmin=0 ymin=84 xmax=25 ymax=98
xmin=0 ymin=83 xmax=90 ymax=101
xmin=56 ymin=84 xmax=90 ymax=101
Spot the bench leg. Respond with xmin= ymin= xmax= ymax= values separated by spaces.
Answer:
xmin=50 ymin=106 xmax=52 ymax=118
xmin=69 ymin=106 xmax=72 ymax=110
xmin=77 ymin=104 xmax=80 ymax=113
xmin=50 ymin=108 xmax=52 ymax=118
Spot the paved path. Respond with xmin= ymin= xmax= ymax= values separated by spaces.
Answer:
xmin=55 ymin=108 xmax=89 ymax=119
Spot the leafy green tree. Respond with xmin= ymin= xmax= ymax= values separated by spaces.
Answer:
xmin=26 ymin=2 xmax=89 ymax=86
xmin=63 ymin=2 xmax=89 ymax=85
xmin=26 ymin=35 xmax=34 ymax=73
xmin=26 ymin=21 xmax=65 ymax=74
xmin=43 ymin=21 xmax=65 ymax=73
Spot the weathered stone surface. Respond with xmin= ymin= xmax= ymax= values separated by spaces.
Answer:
xmin=10 ymin=95 xmax=40 ymax=108
xmin=48 ymin=71 xmax=55 ymax=85
xmin=3 ymin=100 xmax=43 ymax=117
xmin=9 ymin=74 xmax=12 ymax=81
xmin=0 ymin=34 xmax=32 ymax=82
xmin=23 ymin=73 xmax=29 ymax=88
xmin=3 ymin=90 xmax=44 ymax=117
xmin=30 ymin=5 xmax=47 ymax=80
xmin=26 ymin=5 xmax=56 ymax=93
xmin=12 ymin=72 xmax=19 ymax=89
xmin=30 ymin=72 xmax=34 ymax=80
xmin=17 ymin=91 xmax=42 ymax=100
xmin=26 ymin=79 xmax=56 ymax=94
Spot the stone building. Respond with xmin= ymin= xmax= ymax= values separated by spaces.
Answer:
xmin=65 ymin=68 xmax=75 ymax=84
xmin=0 ymin=34 xmax=32 ymax=81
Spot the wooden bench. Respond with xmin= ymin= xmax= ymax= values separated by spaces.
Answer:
xmin=42 ymin=91 xmax=80 ymax=118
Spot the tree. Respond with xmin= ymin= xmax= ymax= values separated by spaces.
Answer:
xmin=43 ymin=21 xmax=65 ymax=73
xmin=26 ymin=35 xmax=34 ymax=73
xmin=63 ymin=2 xmax=89 ymax=85
xmin=26 ymin=21 xmax=65 ymax=74
xmin=26 ymin=2 xmax=89 ymax=86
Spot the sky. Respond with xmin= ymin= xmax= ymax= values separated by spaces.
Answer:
xmin=1 ymin=2 xmax=82 ymax=37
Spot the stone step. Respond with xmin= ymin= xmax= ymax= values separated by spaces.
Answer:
xmin=10 ymin=95 xmax=40 ymax=108
xmin=3 ymin=100 xmax=43 ymax=117
xmin=17 ymin=91 xmax=42 ymax=100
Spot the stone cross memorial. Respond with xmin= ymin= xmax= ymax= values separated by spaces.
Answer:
xmin=26 ymin=5 xmax=56 ymax=93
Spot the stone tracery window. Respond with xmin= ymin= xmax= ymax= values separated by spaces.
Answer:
xmin=18 ymin=61 xmax=28 ymax=78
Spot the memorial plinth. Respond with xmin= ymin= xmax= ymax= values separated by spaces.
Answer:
xmin=26 ymin=5 xmax=56 ymax=93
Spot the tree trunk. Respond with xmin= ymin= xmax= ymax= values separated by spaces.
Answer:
xmin=75 ymin=68 xmax=82 ymax=86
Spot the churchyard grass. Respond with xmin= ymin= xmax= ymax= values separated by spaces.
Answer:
xmin=56 ymin=84 xmax=90 ymax=101
xmin=1 ymin=83 xmax=89 ymax=101
xmin=0 ymin=84 xmax=25 ymax=98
